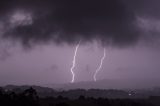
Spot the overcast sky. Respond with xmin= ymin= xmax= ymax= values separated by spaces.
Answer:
xmin=0 ymin=0 xmax=160 ymax=88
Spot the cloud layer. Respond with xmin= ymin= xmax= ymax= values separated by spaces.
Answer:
xmin=0 ymin=0 xmax=155 ymax=47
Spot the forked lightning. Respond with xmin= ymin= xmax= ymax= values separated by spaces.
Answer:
xmin=94 ymin=48 xmax=106 ymax=82
xmin=70 ymin=40 xmax=81 ymax=83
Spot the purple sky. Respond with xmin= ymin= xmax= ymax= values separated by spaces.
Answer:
xmin=0 ymin=0 xmax=160 ymax=89
xmin=0 ymin=41 xmax=160 ymax=88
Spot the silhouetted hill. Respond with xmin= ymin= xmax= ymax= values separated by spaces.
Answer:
xmin=2 ymin=84 xmax=160 ymax=99
xmin=3 ymin=85 xmax=55 ymax=97
xmin=1 ymin=87 xmax=160 ymax=106
xmin=3 ymin=85 xmax=132 ymax=99
xmin=4 ymin=85 xmax=53 ymax=92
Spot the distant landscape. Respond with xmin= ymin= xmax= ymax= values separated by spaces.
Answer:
xmin=1 ymin=85 xmax=160 ymax=106
xmin=2 ymin=84 xmax=160 ymax=99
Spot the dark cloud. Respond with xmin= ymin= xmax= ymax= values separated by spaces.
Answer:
xmin=0 ymin=0 xmax=140 ymax=47
xmin=122 ymin=0 xmax=160 ymax=47
xmin=123 ymin=0 xmax=160 ymax=18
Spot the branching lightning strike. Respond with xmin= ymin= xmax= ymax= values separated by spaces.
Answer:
xmin=70 ymin=40 xmax=81 ymax=83
xmin=94 ymin=48 xmax=106 ymax=82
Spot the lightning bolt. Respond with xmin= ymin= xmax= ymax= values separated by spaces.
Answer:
xmin=70 ymin=40 xmax=81 ymax=83
xmin=94 ymin=48 xmax=106 ymax=82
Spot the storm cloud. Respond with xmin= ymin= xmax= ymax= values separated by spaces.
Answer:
xmin=0 ymin=0 xmax=150 ymax=47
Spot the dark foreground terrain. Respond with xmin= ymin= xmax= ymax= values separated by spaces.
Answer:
xmin=0 ymin=87 xmax=160 ymax=106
